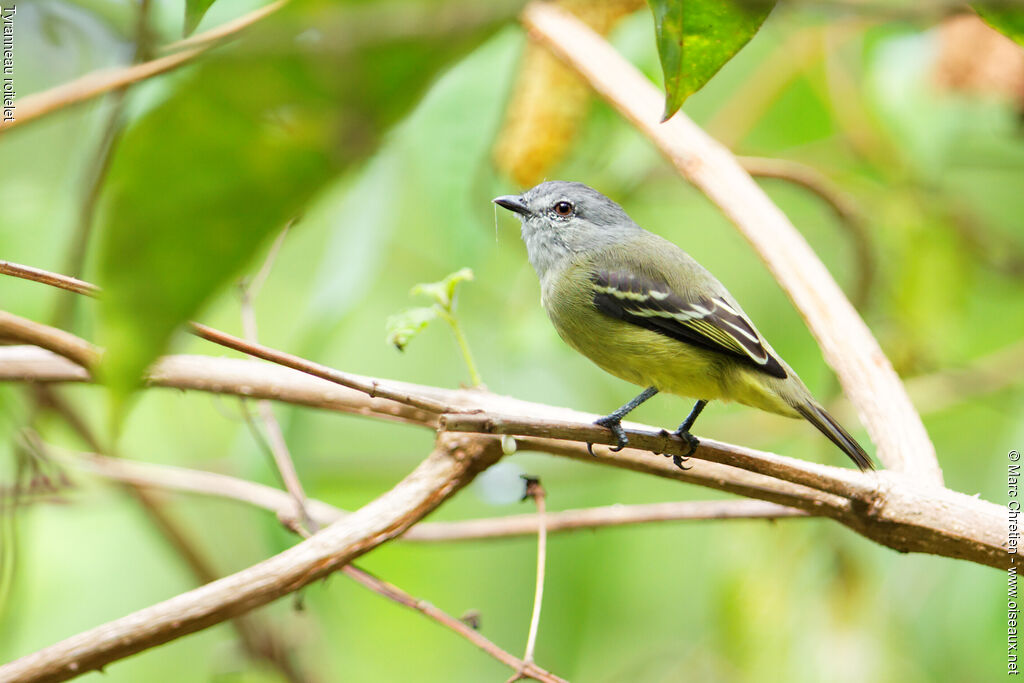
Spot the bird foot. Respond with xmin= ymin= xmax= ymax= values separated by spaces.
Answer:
xmin=669 ymin=429 xmax=699 ymax=470
xmin=587 ymin=414 xmax=629 ymax=456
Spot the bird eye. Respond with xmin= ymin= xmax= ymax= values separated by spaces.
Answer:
xmin=553 ymin=201 xmax=573 ymax=217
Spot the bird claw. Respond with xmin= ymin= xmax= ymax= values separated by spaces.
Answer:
xmin=670 ymin=429 xmax=699 ymax=470
xmin=674 ymin=429 xmax=699 ymax=456
xmin=594 ymin=415 xmax=629 ymax=453
xmin=672 ymin=455 xmax=693 ymax=471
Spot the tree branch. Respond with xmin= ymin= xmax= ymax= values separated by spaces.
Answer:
xmin=0 ymin=344 xmax=1005 ymax=569
xmin=49 ymin=446 xmax=808 ymax=540
xmin=342 ymin=566 xmax=567 ymax=683
xmin=32 ymin=388 xmax=315 ymax=683
xmin=520 ymin=2 xmax=941 ymax=485
xmin=0 ymin=1 xmax=285 ymax=133
xmin=0 ymin=433 xmax=503 ymax=683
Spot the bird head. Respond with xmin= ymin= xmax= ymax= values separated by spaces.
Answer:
xmin=493 ymin=181 xmax=638 ymax=278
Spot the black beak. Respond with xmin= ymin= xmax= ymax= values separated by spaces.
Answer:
xmin=493 ymin=194 xmax=530 ymax=216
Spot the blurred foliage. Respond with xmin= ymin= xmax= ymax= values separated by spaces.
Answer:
xmin=95 ymin=0 xmax=514 ymax=421
xmin=1 ymin=0 xmax=1024 ymax=681
xmin=649 ymin=0 xmax=777 ymax=119
xmin=183 ymin=0 xmax=216 ymax=36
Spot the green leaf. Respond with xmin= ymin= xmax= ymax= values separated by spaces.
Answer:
xmin=184 ymin=0 xmax=216 ymax=36
xmin=97 ymin=58 xmax=336 ymax=414
xmin=973 ymin=4 xmax=1024 ymax=45
xmin=385 ymin=306 xmax=439 ymax=351
xmin=410 ymin=268 xmax=474 ymax=310
xmin=96 ymin=0 xmax=511 ymax=422
xmin=648 ymin=0 xmax=776 ymax=120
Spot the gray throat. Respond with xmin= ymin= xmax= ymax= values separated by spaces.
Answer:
xmin=522 ymin=224 xmax=573 ymax=281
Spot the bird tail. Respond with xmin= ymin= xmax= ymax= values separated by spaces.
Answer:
xmin=794 ymin=401 xmax=874 ymax=471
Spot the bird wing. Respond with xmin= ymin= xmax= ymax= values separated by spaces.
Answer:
xmin=591 ymin=269 xmax=788 ymax=379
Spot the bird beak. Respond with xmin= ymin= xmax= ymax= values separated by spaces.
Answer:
xmin=493 ymin=194 xmax=530 ymax=216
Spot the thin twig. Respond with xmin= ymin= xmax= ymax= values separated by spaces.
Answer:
xmin=521 ymin=2 xmax=941 ymax=484
xmin=52 ymin=0 xmax=154 ymax=329
xmin=0 ymin=1 xmax=286 ymax=133
xmin=0 ymin=263 xmax=1008 ymax=568
xmin=0 ymin=46 xmax=207 ymax=133
xmin=521 ymin=478 xmax=547 ymax=669
xmin=342 ymin=565 xmax=567 ymax=683
xmin=30 ymin=389 xmax=313 ymax=683
xmin=0 ymin=260 xmax=455 ymax=414
xmin=0 ymin=261 xmax=99 ymax=297
xmin=238 ymin=225 xmax=317 ymax=532
xmin=0 ymin=434 xmax=504 ymax=683
xmin=163 ymin=0 xmax=286 ymax=52
xmin=49 ymin=446 xmax=809 ymax=538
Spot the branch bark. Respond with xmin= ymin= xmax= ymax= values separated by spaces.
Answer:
xmin=521 ymin=2 xmax=942 ymax=485
xmin=0 ymin=345 xmax=1006 ymax=569
xmin=51 ymin=446 xmax=809 ymax=539
xmin=0 ymin=1 xmax=285 ymax=133
xmin=0 ymin=433 xmax=503 ymax=683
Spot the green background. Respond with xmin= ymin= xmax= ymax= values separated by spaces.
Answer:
xmin=1 ymin=1 xmax=1022 ymax=681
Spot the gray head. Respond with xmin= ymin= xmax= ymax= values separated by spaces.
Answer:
xmin=493 ymin=181 xmax=640 ymax=279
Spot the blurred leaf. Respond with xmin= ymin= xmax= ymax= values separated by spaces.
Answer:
xmin=184 ymin=0 xmax=216 ymax=36
xmin=648 ymin=0 xmax=776 ymax=119
xmin=399 ymin=29 xmax=521 ymax=264
xmin=973 ymin=4 xmax=1024 ymax=45
xmin=385 ymin=306 xmax=439 ymax=351
xmin=307 ymin=151 xmax=403 ymax=322
xmin=96 ymin=0 xmax=514 ymax=420
xmin=411 ymin=267 xmax=474 ymax=309
xmin=98 ymin=58 xmax=336 ymax=416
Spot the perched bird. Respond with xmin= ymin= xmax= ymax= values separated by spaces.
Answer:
xmin=494 ymin=181 xmax=873 ymax=471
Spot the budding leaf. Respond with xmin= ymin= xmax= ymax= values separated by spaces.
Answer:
xmin=385 ymin=306 xmax=439 ymax=351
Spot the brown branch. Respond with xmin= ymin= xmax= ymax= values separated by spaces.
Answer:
xmin=0 ymin=312 xmax=99 ymax=369
xmin=519 ymin=478 xmax=547 ymax=672
xmin=0 ymin=1 xmax=285 ymax=133
xmin=521 ymin=2 xmax=942 ymax=485
xmin=0 ymin=343 xmax=1006 ymax=568
xmin=342 ymin=566 xmax=566 ymax=683
xmin=0 ymin=261 xmax=99 ymax=297
xmin=50 ymin=446 xmax=807 ymax=539
xmin=0 ymin=260 xmax=453 ymax=415
xmin=239 ymin=225 xmax=317 ymax=532
xmin=0 ymin=46 xmax=207 ymax=133
xmin=30 ymin=389 xmax=315 ymax=683
xmin=440 ymin=413 xmax=876 ymax=502
xmin=0 ymin=263 xmax=1008 ymax=569
xmin=163 ymin=0 xmax=286 ymax=52
xmin=0 ymin=433 xmax=503 ymax=683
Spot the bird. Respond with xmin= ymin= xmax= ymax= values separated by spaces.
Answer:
xmin=493 ymin=180 xmax=873 ymax=471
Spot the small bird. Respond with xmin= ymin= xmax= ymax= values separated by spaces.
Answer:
xmin=494 ymin=181 xmax=873 ymax=471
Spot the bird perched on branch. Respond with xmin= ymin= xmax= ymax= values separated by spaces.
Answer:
xmin=494 ymin=181 xmax=873 ymax=471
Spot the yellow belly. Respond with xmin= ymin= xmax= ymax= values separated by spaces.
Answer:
xmin=543 ymin=269 xmax=797 ymax=417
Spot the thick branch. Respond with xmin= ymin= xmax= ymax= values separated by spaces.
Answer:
xmin=0 ymin=346 xmax=1005 ymax=569
xmin=521 ymin=2 xmax=941 ymax=484
xmin=0 ymin=434 xmax=503 ymax=683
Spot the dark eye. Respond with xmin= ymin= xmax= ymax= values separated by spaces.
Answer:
xmin=553 ymin=201 xmax=573 ymax=217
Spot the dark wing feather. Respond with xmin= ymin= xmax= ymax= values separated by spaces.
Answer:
xmin=591 ymin=269 xmax=787 ymax=379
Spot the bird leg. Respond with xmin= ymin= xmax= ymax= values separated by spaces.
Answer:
xmin=587 ymin=386 xmax=658 ymax=456
xmin=670 ymin=399 xmax=708 ymax=467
